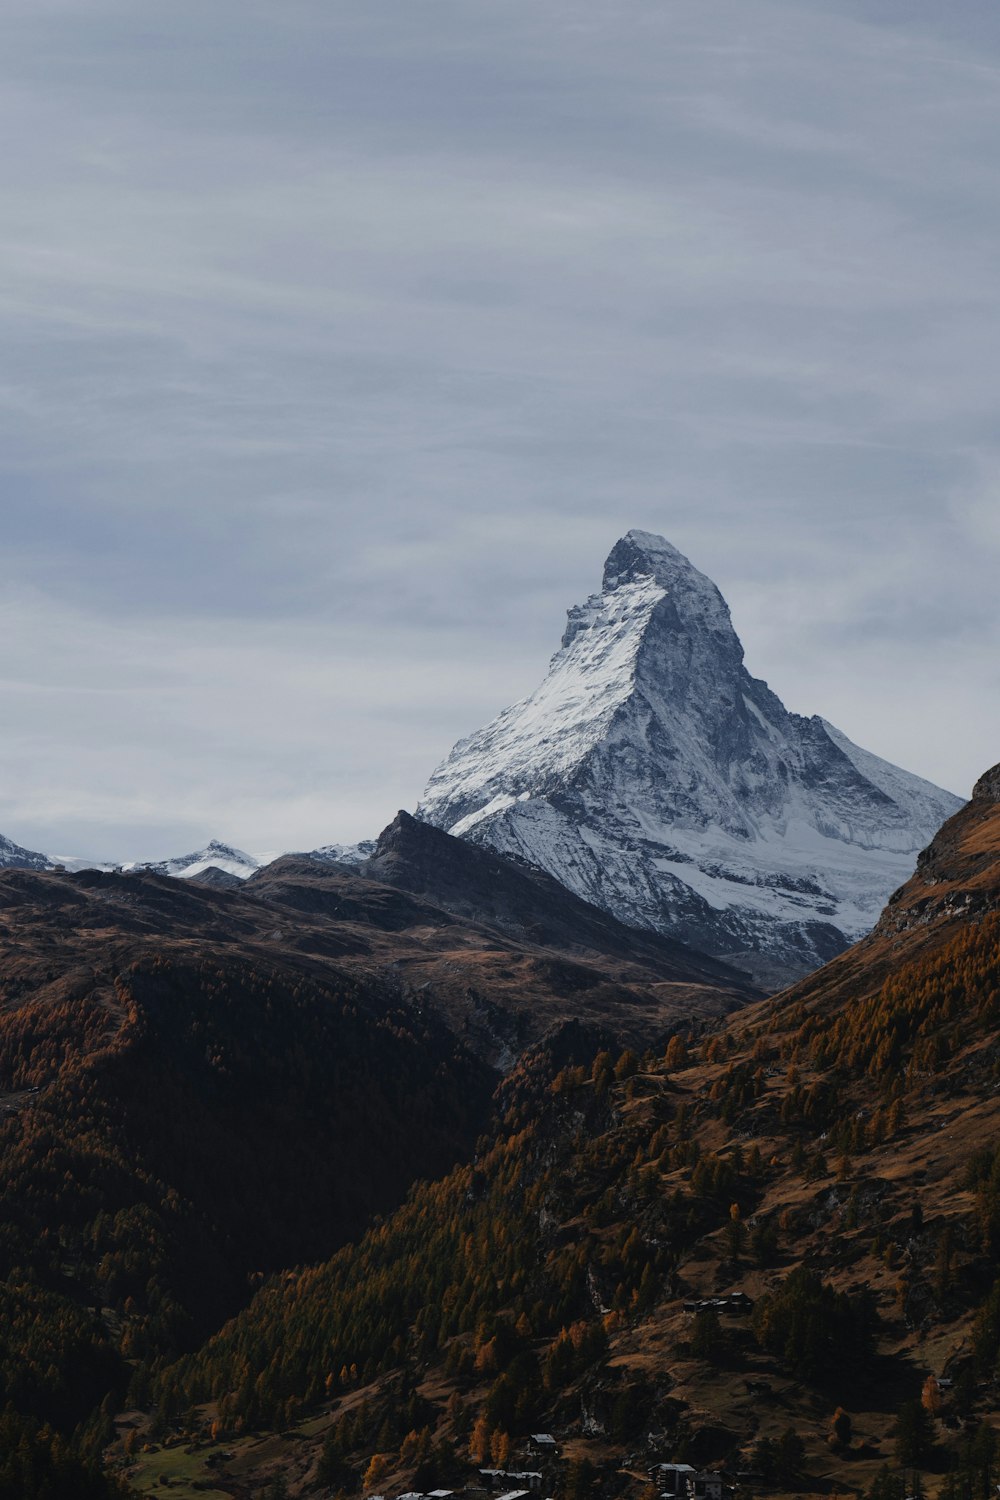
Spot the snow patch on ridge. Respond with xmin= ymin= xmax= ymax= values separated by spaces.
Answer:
xmin=309 ymin=839 xmax=377 ymax=867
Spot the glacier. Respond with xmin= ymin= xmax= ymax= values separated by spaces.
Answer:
xmin=419 ymin=530 xmax=964 ymax=986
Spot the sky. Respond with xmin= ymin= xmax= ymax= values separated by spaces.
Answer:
xmin=2 ymin=0 xmax=1000 ymax=861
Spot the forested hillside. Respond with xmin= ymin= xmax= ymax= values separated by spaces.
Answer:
xmin=0 ymin=834 xmax=751 ymax=1493
xmin=0 ymin=872 xmax=495 ymax=1490
xmin=121 ymin=767 xmax=1000 ymax=1499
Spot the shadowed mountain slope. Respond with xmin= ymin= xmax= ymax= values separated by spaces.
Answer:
xmin=244 ymin=820 xmax=757 ymax=1063
xmin=359 ymin=810 xmax=749 ymax=979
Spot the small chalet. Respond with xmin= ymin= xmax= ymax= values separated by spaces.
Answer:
xmin=682 ymin=1293 xmax=753 ymax=1315
xmin=528 ymin=1435 xmax=558 ymax=1456
xmin=651 ymin=1463 xmax=695 ymax=1496
xmin=479 ymin=1473 xmax=542 ymax=1494
xmin=651 ymin=1466 xmax=723 ymax=1500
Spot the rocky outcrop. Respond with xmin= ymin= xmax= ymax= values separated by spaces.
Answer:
xmin=972 ymin=763 xmax=1000 ymax=803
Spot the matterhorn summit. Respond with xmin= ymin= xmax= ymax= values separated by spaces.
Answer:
xmin=419 ymin=530 xmax=963 ymax=985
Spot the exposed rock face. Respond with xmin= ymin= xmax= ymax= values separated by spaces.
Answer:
xmin=0 ymin=833 xmax=50 ymax=872
xmin=419 ymin=530 xmax=964 ymax=985
xmin=972 ymin=763 xmax=1000 ymax=803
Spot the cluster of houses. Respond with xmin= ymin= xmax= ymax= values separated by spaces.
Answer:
xmin=650 ymin=1463 xmax=725 ymax=1500
xmin=682 ymin=1292 xmax=753 ymax=1316
xmin=380 ymin=1479 xmax=548 ymax=1500
xmin=368 ymin=1437 xmax=729 ymax=1500
xmin=372 ymin=1438 xmax=561 ymax=1500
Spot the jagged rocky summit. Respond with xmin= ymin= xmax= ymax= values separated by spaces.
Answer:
xmin=419 ymin=530 xmax=964 ymax=986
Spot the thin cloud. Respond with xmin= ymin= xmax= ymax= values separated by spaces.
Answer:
xmin=0 ymin=0 xmax=997 ymax=856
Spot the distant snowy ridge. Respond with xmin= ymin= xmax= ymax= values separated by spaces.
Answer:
xmin=57 ymin=837 xmax=379 ymax=881
xmin=419 ymin=529 xmax=964 ymax=985
xmin=39 ymin=831 xmax=385 ymax=883
xmin=125 ymin=840 xmax=266 ymax=881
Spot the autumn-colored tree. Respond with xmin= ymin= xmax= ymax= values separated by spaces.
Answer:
xmin=363 ymin=1453 xmax=392 ymax=1491
xmin=921 ymin=1375 xmax=942 ymax=1415
xmin=614 ymin=1049 xmax=639 ymax=1081
xmin=490 ymin=1429 xmax=511 ymax=1467
xmin=469 ymin=1414 xmax=492 ymax=1465
xmin=727 ymin=1202 xmax=744 ymax=1262
xmin=664 ymin=1034 xmax=688 ymax=1069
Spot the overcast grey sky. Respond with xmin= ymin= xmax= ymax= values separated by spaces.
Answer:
xmin=2 ymin=0 xmax=999 ymax=860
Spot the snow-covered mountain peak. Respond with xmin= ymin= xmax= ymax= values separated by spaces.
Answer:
xmin=606 ymin=528 xmax=716 ymax=594
xmin=419 ymin=531 xmax=965 ymax=985
xmin=127 ymin=840 xmax=262 ymax=881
